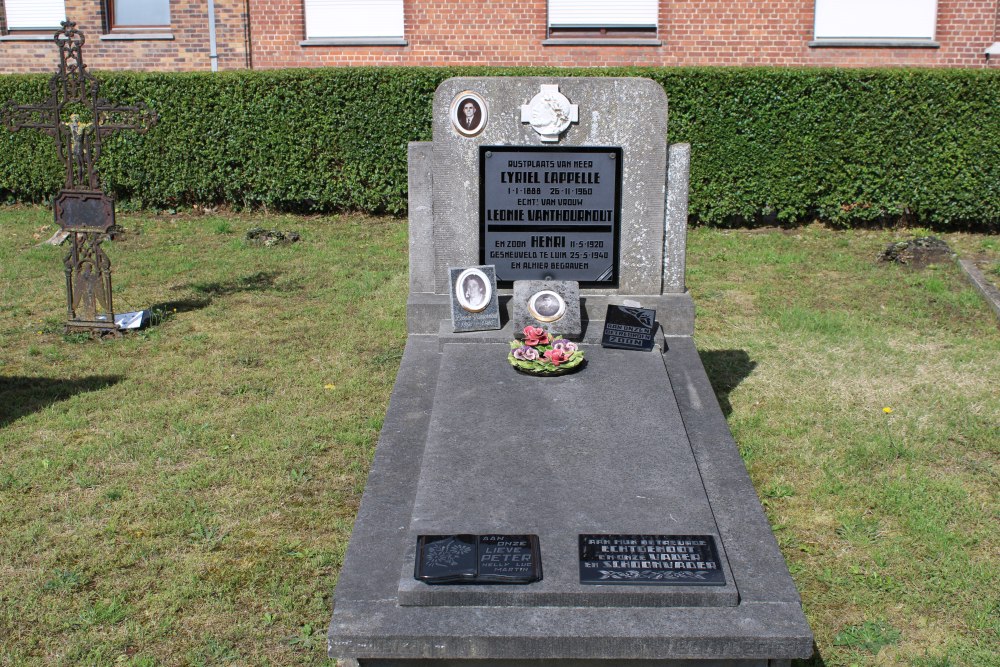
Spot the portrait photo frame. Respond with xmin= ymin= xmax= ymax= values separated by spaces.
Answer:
xmin=448 ymin=265 xmax=501 ymax=333
xmin=527 ymin=289 xmax=567 ymax=323
xmin=455 ymin=267 xmax=492 ymax=313
xmin=450 ymin=91 xmax=488 ymax=137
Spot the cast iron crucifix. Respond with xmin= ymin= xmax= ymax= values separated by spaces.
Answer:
xmin=1 ymin=21 xmax=157 ymax=334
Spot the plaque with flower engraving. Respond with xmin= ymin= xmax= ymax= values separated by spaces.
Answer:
xmin=579 ymin=534 xmax=726 ymax=586
xmin=414 ymin=534 xmax=542 ymax=584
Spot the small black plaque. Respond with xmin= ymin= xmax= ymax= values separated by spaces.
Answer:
xmin=415 ymin=534 xmax=542 ymax=585
xmin=54 ymin=190 xmax=115 ymax=233
xmin=579 ymin=534 xmax=726 ymax=586
xmin=601 ymin=305 xmax=656 ymax=351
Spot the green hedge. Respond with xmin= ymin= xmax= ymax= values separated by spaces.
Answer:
xmin=1 ymin=67 xmax=998 ymax=227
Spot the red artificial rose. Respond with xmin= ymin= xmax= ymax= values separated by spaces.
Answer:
xmin=543 ymin=348 xmax=569 ymax=366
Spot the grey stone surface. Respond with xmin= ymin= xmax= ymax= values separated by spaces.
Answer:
xmin=511 ymin=280 xmax=581 ymax=337
xmin=398 ymin=343 xmax=737 ymax=609
xmin=408 ymin=142 xmax=436 ymax=294
xmin=663 ymin=143 xmax=691 ymax=293
xmin=430 ymin=77 xmax=668 ymax=296
xmin=329 ymin=337 xmax=812 ymax=662
xmin=448 ymin=266 xmax=500 ymax=332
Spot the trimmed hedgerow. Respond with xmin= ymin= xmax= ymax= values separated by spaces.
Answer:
xmin=0 ymin=67 xmax=997 ymax=227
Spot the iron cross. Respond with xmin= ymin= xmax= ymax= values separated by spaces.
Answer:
xmin=0 ymin=21 xmax=157 ymax=334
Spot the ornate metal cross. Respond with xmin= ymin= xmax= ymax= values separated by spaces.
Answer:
xmin=1 ymin=21 xmax=157 ymax=334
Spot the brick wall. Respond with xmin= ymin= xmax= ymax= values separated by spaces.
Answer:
xmin=1 ymin=0 xmax=997 ymax=72
xmin=0 ymin=0 xmax=250 ymax=73
xmin=249 ymin=0 xmax=1000 ymax=69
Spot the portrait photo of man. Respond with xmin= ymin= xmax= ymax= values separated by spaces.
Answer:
xmin=528 ymin=290 xmax=566 ymax=323
xmin=450 ymin=92 xmax=487 ymax=136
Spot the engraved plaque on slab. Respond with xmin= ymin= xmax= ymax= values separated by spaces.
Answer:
xmin=54 ymin=190 xmax=115 ymax=233
xmin=480 ymin=146 xmax=622 ymax=287
xmin=601 ymin=305 xmax=657 ymax=351
xmin=415 ymin=534 xmax=542 ymax=585
xmin=448 ymin=265 xmax=501 ymax=332
xmin=579 ymin=535 xmax=726 ymax=586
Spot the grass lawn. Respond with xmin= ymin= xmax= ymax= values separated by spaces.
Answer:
xmin=1 ymin=208 xmax=997 ymax=666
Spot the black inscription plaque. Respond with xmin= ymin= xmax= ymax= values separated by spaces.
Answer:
xmin=579 ymin=534 xmax=726 ymax=586
xmin=480 ymin=146 xmax=622 ymax=287
xmin=415 ymin=534 xmax=542 ymax=585
xmin=54 ymin=190 xmax=115 ymax=233
xmin=602 ymin=305 xmax=657 ymax=351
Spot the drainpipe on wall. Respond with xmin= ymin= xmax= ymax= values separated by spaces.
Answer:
xmin=207 ymin=0 xmax=219 ymax=72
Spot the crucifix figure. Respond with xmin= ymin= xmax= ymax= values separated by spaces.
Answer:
xmin=1 ymin=21 xmax=157 ymax=334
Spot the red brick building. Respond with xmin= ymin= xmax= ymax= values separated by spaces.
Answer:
xmin=2 ymin=0 xmax=999 ymax=72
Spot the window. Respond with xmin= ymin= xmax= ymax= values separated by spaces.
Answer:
xmin=813 ymin=0 xmax=937 ymax=42
xmin=546 ymin=0 xmax=659 ymax=42
xmin=107 ymin=0 xmax=171 ymax=30
xmin=303 ymin=0 xmax=404 ymax=42
xmin=3 ymin=0 xmax=65 ymax=32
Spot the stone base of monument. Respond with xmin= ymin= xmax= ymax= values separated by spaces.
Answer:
xmin=329 ymin=329 xmax=811 ymax=666
xmin=329 ymin=77 xmax=811 ymax=666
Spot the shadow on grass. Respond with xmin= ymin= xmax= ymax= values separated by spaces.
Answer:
xmin=698 ymin=349 xmax=756 ymax=417
xmin=0 ymin=375 xmax=123 ymax=428
xmin=189 ymin=271 xmax=281 ymax=297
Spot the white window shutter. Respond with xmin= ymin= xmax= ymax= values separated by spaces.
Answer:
xmin=5 ymin=0 xmax=65 ymax=29
xmin=304 ymin=0 xmax=404 ymax=39
xmin=814 ymin=0 xmax=937 ymax=40
xmin=548 ymin=0 xmax=658 ymax=28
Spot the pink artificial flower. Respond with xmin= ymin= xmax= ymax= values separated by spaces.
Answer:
xmin=523 ymin=325 xmax=550 ymax=346
xmin=543 ymin=348 xmax=569 ymax=366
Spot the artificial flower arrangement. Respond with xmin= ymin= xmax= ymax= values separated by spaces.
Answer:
xmin=508 ymin=326 xmax=585 ymax=376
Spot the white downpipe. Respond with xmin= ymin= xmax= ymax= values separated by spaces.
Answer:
xmin=207 ymin=0 xmax=219 ymax=72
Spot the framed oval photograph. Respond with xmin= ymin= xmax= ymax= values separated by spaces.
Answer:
xmin=455 ymin=267 xmax=492 ymax=313
xmin=528 ymin=290 xmax=566 ymax=323
xmin=450 ymin=91 xmax=488 ymax=137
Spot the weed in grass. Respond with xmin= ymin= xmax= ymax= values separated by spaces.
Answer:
xmin=287 ymin=623 xmax=323 ymax=651
xmin=190 ymin=638 xmax=240 ymax=665
xmin=189 ymin=522 xmax=227 ymax=550
xmin=214 ymin=221 xmax=235 ymax=235
xmin=42 ymin=568 xmax=88 ymax=592
xmin=76 ymin=596 xmax=130 ymax=628
xmin=290 ymin=467 xmax=313 ymax=484
xmin=263 ymin=612 xmax=278 ymax=627
xmin=833 ymin=619 xmax=901 ymax=654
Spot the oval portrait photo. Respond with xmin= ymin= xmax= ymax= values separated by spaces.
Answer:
xmin=528 ymin=290 xmax=566 ymax=323
xmin=450 ymin=91 xmax=488 ymax=137
xmin=455 ymin=268 xmax=492 ymax=313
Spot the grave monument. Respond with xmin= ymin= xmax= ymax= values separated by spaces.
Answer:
xmin=1 ymin=22 xmax=156 ymax=335
xmin=328 ymin=77 xmax=813 ymax=666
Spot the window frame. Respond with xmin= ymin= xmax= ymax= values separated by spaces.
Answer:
xmin=104 ymin=0 xmax=172 ymax=33
xmin=0 ymin=0 xmax=66 ymax=36
xmin=811 ymin=0 xmax=939 ymax=47
xmin=300 ymin=0 xmax=407 ymax=46
xmin=544 ymin=0 xmax=661 ymax=46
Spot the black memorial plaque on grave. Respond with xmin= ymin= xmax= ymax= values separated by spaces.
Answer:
xmin=602 ymin=305 xmax=657 ymax=351
xmin=579 ymin=534 xmax=726 ymax=586
xmin=415 ymin=534 xmax=542 ymax=585
xmin=480 ymin=146 xmax=622 ymax=287
xmin=54 ymin=190 xmax=116 ymax=233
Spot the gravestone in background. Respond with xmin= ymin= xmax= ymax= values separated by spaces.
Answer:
xmin=329 ymin=77 xmax=812 ymax=667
